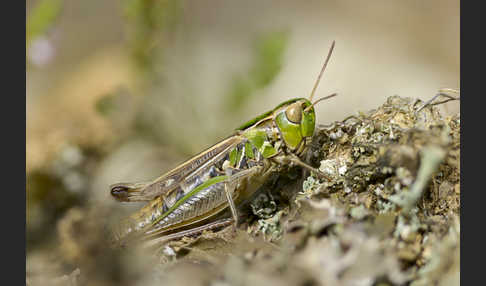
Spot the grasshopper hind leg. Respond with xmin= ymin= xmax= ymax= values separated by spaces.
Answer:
xmin=143 ymin=165 xmax=263 ymax=249
xmin=142 ymin=218 xmax=235 ymax=250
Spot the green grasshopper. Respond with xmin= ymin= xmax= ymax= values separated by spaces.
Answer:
xmin=109 ymin=41 xmax=338 ymax=248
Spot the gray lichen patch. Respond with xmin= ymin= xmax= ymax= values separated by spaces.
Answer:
xmin=295 ymin=95 xmax=460 ymax=285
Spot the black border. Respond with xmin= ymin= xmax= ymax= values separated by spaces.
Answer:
xmin=7 ymin=0 xmax=27 ymax=284
xmin=461 ymin=1 xmax=477 ymax=285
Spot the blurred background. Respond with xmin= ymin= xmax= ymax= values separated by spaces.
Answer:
xmin=26 ymin=0 xmax=459 ymax=282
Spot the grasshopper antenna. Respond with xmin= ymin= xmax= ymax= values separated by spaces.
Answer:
xmin=304 ymin=93 xmax=338 ymax=112
xmin=309 ymin=40 xmax=335 ymax=102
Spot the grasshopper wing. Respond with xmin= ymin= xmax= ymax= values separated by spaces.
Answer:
xmin=110 ymin=135 xmax=245 ymax=202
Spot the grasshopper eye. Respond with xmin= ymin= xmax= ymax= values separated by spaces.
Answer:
xmin=285 ymin=102 xmax=303 ymax=123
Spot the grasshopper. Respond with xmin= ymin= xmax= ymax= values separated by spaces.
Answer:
xmin=109 ymin=41 xmax=338 ymax=248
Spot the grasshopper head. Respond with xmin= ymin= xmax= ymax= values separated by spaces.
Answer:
xmin=273 ymin=41 xmax=336 ymax=151
xmin=275 ymin=98 xmax=315 ymax=151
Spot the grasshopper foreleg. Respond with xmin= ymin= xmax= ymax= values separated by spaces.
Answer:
xmin=289 ymin=154 xmax=331 ymax=181
xmin=273 ymin=154 xmax=331 ymax=181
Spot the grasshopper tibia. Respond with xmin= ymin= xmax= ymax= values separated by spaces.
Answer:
xmin=142 ymin=218 xmax=235 ymax=250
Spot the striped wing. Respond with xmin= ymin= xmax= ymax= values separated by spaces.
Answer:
xmin=110 ymin=134 xmax=245 ymax=202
